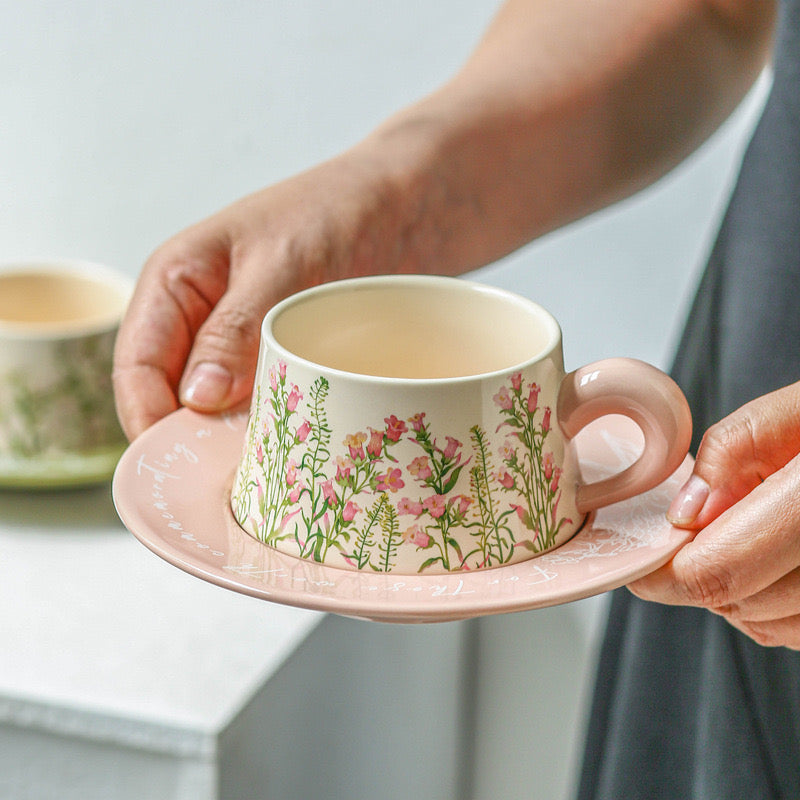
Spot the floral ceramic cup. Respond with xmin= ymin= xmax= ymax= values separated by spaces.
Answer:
xmin=231 ymin=275 xmax=691 ymax=575
xmin=0 ymin=260 xmax=133 ymax=486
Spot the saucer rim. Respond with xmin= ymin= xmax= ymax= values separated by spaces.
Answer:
xmin=0 ymin=443 xmax=126 ymax=489
xmin=112 ymin=409 xmax=693 ymax=623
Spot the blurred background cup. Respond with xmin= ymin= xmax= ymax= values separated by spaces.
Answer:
xmin=0 ymin=259 xmax=133 ymax=489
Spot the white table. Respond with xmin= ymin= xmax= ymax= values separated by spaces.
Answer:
xmin=0 ymin=483 xmax=473 ymax=800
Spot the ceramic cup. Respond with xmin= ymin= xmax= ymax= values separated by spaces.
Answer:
xmin=0 ymin=260 xmax=133 ymax=487
xmin=231 ymin=275 xmax=691 ymax=575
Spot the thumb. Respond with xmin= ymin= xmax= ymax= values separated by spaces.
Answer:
xmin=178 ymin=284 xmax=268 ymax=414
xmin=667 ymin=381 xmax=800 ymax=529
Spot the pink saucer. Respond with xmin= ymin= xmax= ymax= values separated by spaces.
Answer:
xmin=112 ymin=409 xmax=693 ymax=623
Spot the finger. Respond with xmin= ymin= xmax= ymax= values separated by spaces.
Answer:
xmin=715 ymin=566 xmax=800 ymax=624
xmin=726 ymin=612 xmax=800 ymax=650
xmin=177 ymin=287 xmax=264 ymax=413
xmin=667 ymin=381 xmax=800 ymax=528
xmin=112 ymin=361 xmax=179 ymax=442
xmin=630 ymin=451 xmax=800 ymax=608
xmin=113 ymin=234 xmax=230 ymax=439
xmin=177 ymin=241 xmax=316 ymax=414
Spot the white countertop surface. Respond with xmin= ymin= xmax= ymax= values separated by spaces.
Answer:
xmin=0 ymin=483 xmax=321 ymax=751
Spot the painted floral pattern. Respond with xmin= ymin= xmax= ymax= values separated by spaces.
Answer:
xmin=0 ymin=333 xmax=124 ymax=459
xmin=231 ymin=361 xmax=574 ymax=574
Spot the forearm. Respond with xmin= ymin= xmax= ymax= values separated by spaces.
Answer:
xmin=356 ymin=0 xmax=776 ymax=275
xmin=114 ymin=0 xmax=775 ymax=437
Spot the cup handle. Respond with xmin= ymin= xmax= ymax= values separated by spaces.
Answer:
xmin=557 ymin=357 xmax=692 ymax=515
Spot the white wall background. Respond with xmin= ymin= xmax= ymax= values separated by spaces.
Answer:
xmin=1 ymin=0 xmax=766 ymax=367
xmin=1 ymin=1 xmax=500 ymax=269
xmin=1 ymin=2 xmax=768 ymax=798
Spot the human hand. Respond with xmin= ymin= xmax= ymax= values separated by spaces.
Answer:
xmin=111 ymin=0 xmax=777 ymax=444
xmin=112 ymin=148 xmax=432 ymax=441
xmin=629 ymin=382 xmax=800 ymax=649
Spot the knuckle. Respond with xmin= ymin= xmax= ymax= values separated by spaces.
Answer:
xmin=698 ymin=408 xmax=772 ymax=484
xmin=700 ymin=414 xmax=756 ymax=465
xmin=735 ymin=620 xmax=784 ymax=648
xmin=681 ymin=550 xmax=737 ymax=609
xmin=164 ymin=259 xmax=224 ymax=307
xmin=711 ymin=601 xmax=738 ymax=619
xmin=147 ymin=240 xmax=201 ymax=280
xmin=198 ymin=306 xmax=261 ymax=357
xmin=147 ymin=238 xmax=228 ymax=305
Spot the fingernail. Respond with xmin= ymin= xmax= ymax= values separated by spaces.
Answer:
xmin=666 ymin=474 xmax=710 ymax=526
xmin=181 ymin=362 xmax=232 ymax=409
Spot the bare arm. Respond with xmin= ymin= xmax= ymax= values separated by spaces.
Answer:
xmin=363 ymin=0 xmax=777 ymax=273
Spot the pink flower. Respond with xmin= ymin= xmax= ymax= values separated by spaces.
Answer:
xmin=542 ymin=452 xmax=555 ymax=481
xmin=384 ymin=415 xmax=408 ymax=442
xmin=423 ymin=494 xmax=447 ymax=519
xmin=408 ymin=456 xmax=433 ymax=481
xmin=510 ymin=372 xmax=523 ymax=392
xmin=398 ymin=497 xmax=424 ymax=516
xmin=344 ymin=432 xmax=367 ymax=461
xmin=404 ymin=524 xmax=432 ymax=549
xmin=296 ymin=420 xmax=311 ymax=443
xmin=342 ymin=501 xmax=361 ymax=522
xmin=498 ymin=440 xmax=515 ymax=461
xmin=377 ymin=468 xmax=405 ymax=493
xmin=285 ymin=459 xmax=299 ymax=487
xmin=334 ymin=456 xmax=354 ymax=484
xmin=278 ymin=361 xmax=287 ymax=380
xmin=366 ymin=428 xmax=383 ymax=459
xmin=268 ymin=366 xmax=278 ymax=393
xmin=255 ymin=441 xmax=264 ymax=465
xmin=443 ymin=436 xmax=461 ymax=460
xmin=493 ymin=386 xmax=513 ymax=410
xmin=497 ymin=469 xmax=514 ymax=489
xmin=454 ymin=495 xmax=472 ymax=516
xmin=550 ymin=466 xmax=562 ymax=494
xmin=286 ymin=386 xmax=302 ymax=412
xmin=527 ymin=384 xmax=540 ymax=414
xmin=288 ymin=486 xmax=302 ymax=504
xmin=542 ymin=407 xmax=551 ymax=434
xmin=409 ymin=412 xmax=427 ymax=433
xmin=321 ymin=479 xmax=338 ymax=507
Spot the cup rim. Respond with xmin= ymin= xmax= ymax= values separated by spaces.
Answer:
xmin=261 ymin=274 xmax=563 ymax=386
xmin=0 ymin=258 xmax=134 ymax=340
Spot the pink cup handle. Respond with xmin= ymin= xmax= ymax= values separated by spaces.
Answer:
xmin=557 ymin=358 xmax=692 ymax=515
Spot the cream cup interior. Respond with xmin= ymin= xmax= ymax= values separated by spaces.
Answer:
xmin=0 ymin=264 xmax=132 ymax=336
xmin=268 ymin=277 xmax=560 ymax=380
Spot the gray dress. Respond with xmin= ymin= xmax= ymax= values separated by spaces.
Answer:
xmin=577 ymin=1 xmax=800 ymax=797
